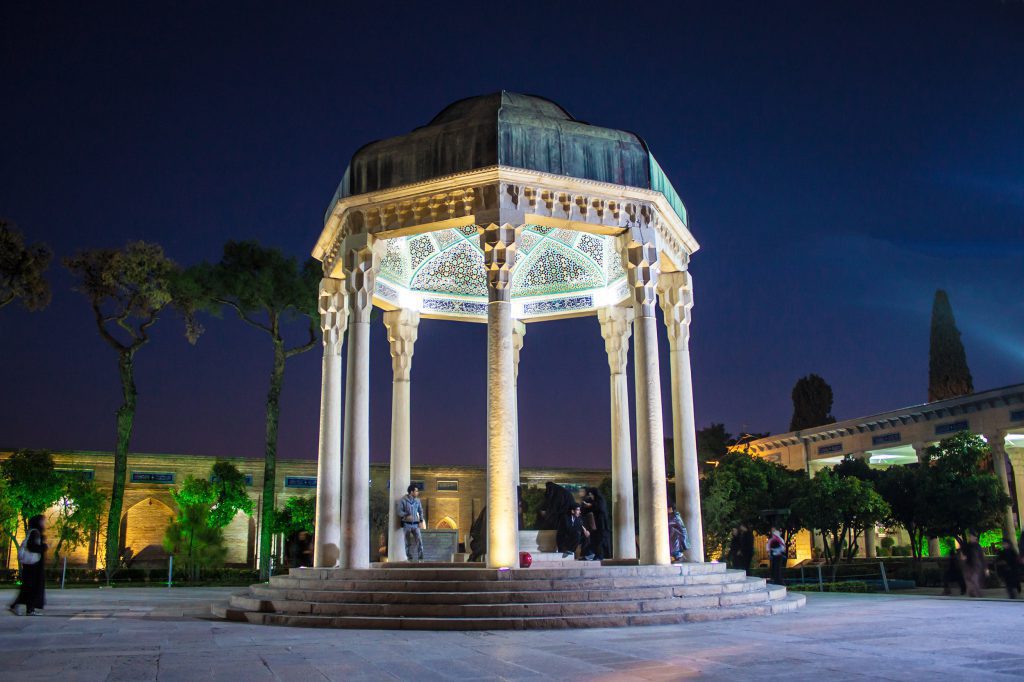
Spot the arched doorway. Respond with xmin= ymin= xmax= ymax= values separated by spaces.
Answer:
xmin=122 ymin=497 xmax=175 ymax=566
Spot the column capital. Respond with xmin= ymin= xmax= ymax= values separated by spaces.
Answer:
xmin=343 ymin=233 xmax=384 ymax=323
xmin=319 ymin=277 xmax=348 ymax=356
xmin=479 ymin=223 xmax=520 ymax=303
xmin=656 ymin=270 xmax=693 ymax=348
xmin=912 ymin=441 xmax=930 ymax=462
xmin=383 ymin=308 xmax=420 ymax=382
xmin=985 ymin=429 xmax=1008 ymax=447
xmin=512 ymin=320 xmax=526 ymax=381
xmin=598 ymin=305 xmax=634 ymax=375
xmin=620 ymin=232 xmax=660 ymax=317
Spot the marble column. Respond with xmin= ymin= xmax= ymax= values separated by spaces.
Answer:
xmin=657 ymin=271 xmax=704 ymax=562
xmin=986 ymin=430 xmax=1018 ymax=552
xmin=384 ymin=308 xmax=420 ymax=562
xmin=480 ymin=223 xmax=520 ymax=569
xmin=913 ymin=441 xmax=942 ymax=558
xmin=339 ymin=234 xmax=382 ymax=569
xmin=512 ymin=320 xmax=526 ymax=490
xmin=598 ymin=305 xmax=637 ymax=560
xmin=313 ymin=277 xmax=347 ymax=568
xmin=623 ymin=234 xmax=670 ymax=566
xmin=1008 ymin=449 xmax=1024 ymax=542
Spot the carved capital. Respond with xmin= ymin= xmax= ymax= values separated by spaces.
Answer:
xmin=383 ymin=308 xmax=420 ymax=382
xmin=343 ymin=234 xmax=384 ymax=323
xmin=621 ymin=231 xmax=660 ymax=317
xmin=319 ymin=277 xmax=348 ymax=356
xmin=512 ymin=320 xmax=526 ymax=381
xmin=479 ymin=223 xmax=519 ymax=303
xmin=657 ymin=271 xmax=694 ymax=348
xmin=597 ymin=305 xmax=634 ymax=375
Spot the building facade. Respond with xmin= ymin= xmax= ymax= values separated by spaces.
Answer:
xmin=0 ymin=450 xmax=607 ymax=570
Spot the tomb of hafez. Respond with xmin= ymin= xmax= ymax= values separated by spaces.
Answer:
xmin=221 ymin=92 xmax=805 ymax=627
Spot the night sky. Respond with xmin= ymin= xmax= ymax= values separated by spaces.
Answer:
xmin=2 ymin=2 xmax=1022 ymax=470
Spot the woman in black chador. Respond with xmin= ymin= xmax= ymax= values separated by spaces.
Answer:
xmin=582 ymin=488 xmax=612 ymax=561
xmin=10 ymin=514 xmax=47 ymax=616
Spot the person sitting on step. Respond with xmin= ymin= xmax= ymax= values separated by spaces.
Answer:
xmin=557 ymin=503 xmax=591 ymax=559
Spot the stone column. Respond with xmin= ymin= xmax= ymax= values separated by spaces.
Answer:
xmin=339 ymin=233 xmax=382 ymax=569
xmin=657 ymin=270 xmax=704 ymax=562
xmin=1008 ymin=449 xmax=1024 ymax=541
xmin=598 ymin=305 xmax=637 ymax=560
xmin=512 ymin=320 xmax=526 ymax=490
xmin=480 ymin=223 xmax=520 ymax=569
xmin=313 ymin=277 xmax=347 ymax=568
xmin=623 ymin=234 xmax=670 ymax=566
xmin=986 ymin=430 xmax=1018 ymax=552
xmin=384 ymin=308 xmax=420 ymax=562
xmin=913 ymin=441 xmax=942 ymax=558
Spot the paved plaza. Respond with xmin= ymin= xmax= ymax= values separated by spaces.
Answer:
xmin=0 ymin=587 xmax=1022 ymax=680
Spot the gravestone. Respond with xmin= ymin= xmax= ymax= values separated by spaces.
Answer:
xmin=419 ymin=529 xmax=458 ymax=562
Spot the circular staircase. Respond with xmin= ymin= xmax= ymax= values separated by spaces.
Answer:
xmin=213 ymin=562 xmax=805 ymax=630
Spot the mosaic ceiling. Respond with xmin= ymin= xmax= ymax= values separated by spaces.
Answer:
xmin=375 ymin=225 xmax=629 ymax=321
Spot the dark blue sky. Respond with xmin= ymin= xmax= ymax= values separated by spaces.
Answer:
xmin=2 ymin=2 xmax=1022 ymax=468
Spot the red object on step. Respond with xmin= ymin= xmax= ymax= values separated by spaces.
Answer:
xmin=519 ymin=551 xmax=533 ymax=568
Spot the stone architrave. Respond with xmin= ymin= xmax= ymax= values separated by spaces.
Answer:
xmin=657 ymin=270 xmax=704 ymax=562
xmin=313 ymin=277 xmax=347 ymax=568
xmin=384 ymin=308 xmax=420 ymax=562
xmin=480 ymin=223 xmax=520 ymax=569
xmin=512 ymin=320 xmax=526 ymax=489
xmin=913 ymin=442 xmax=942 ymax=559
xmin=622 ymin=231 xmax=670 ymax=566
xmin=986 ymin=431 xmax=1018 ymax=552
xmin=339 ymin=233 xmax=383 ymax=569
xmin=598 ymin=305 xmax=637 ymax=560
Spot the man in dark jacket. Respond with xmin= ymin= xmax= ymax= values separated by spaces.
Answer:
xmin=557 ymin=504 xmax=590 ymax=558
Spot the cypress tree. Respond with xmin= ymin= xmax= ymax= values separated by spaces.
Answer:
xmin=928 ymin=289 xmax=973 ymax=402
xmin=789 ymin=374 xmax=836 ymax=431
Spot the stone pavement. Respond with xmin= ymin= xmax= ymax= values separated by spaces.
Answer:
xmin=0 ymin=587 xmax=1022 ymax=681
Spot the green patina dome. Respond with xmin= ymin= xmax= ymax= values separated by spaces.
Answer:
xmin=330 ymin=91 xmax=687 ymax=225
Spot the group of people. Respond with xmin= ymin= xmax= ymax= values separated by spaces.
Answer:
xmin=944 ymin=532 xmax=1022 ymax=599
xmin=555 ymin=488 xmax=613 ymax=560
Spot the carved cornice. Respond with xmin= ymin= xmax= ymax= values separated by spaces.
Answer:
xmin=383 ymin=308 xmax=420 ymax=382
xmin=318 ymin=277 xmax=347 ymax=357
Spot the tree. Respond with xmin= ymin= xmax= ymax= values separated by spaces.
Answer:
xmin=208 ymin=461 xmax=254 ymax=530
xmin=51 ymin=475 xmax=107 ymax=567
xmin=163 ymin=478 xmax=227 ymax=582
xmin=0 ymin=479 xmax=21 ymax=546
xmin=271 ymin=496 xmax=315 ymax=537
xmin=919 ymin=432 xmax=1009 ymax=545
xmin=188 ymin=241 xmax=319 ymax=579
xmin=0 ymin=449 xmax=63 ymax=537
xmin=0 ymin=220 xmax=51 ymax=311
xmin=928 ymin=289 xmax=973 ymax=402
xmin=875 ymin=463 xmax=929 ymax=562
xmin=789 ymin=374 xmax=836 ymax=431
xmin=794 ymin=468 xmax=889 ymax=573
xmin=696 ymin=423 xmax=733 ymax=472
xmin=65 ymin=242 xmax=198 ymax=580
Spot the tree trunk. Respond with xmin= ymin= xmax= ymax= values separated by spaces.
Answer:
xmin=104 ymin=351 xmax=136 ymax=583
xmin=258 ymin=339 xmax=286 ymax=581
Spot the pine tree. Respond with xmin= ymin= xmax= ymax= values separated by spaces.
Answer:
xmin=789 ymin=374 xmax=836 ymax=431
xmin=928 ymin=289 xmax=973 ymax=402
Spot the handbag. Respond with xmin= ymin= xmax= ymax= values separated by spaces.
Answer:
xmin=17 ymin=530 xmax=41 ymax=566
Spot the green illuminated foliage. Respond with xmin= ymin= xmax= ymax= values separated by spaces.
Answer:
xmin=794 ymin=468 xmax=889 ymax=568
xmin=0 ymin=449 xmax=63 ymax=536
xmin=52 ymin=475 xmax=106 ymax=567
xmin=271 ymin=496 xmax=315 ymax=537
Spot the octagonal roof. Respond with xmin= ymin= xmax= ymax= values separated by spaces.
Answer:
xmin=329 ymin=91 xmax=687 ymax=225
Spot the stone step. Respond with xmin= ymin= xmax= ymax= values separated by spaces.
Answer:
xmin=268 ymin=571 xmax=748 ymax=593
xmin=247 ymin=576 xmax=770 ymax=606
xmin=285 ymin=562 xmax=727 ymax=583
xmin=214 ymin=594 xmax=806 ymax=630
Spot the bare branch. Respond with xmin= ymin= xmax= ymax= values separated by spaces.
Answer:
xmin=216 ymin=297 xmax=272 ymax=334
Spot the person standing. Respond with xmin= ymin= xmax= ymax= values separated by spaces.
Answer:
xmin=10 ymin=515 xmax=47 ymax=616
xmin=398 ymin=484 xmax=425 ymax=562
xmin=996 ymin=539 xmax=1020 ymax=599
xmin=582 ymin=488 xmax=612 ymax=561
xmin=739 ymin=524 xmax=755 ymax=572
xmin=961 ymin=532 xmax=987 ymax=598
xmin=557 ymin=503 xmax=589 ymax=558
xmin=668 ymin=503 xmax=689 ymax=562
xmin=767 ymin=527 xmax=788 ymax=585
